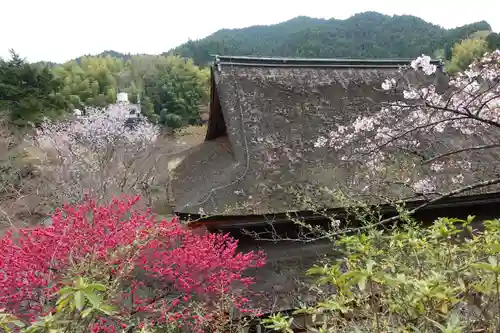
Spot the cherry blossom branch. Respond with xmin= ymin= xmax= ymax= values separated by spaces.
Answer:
xmin=354 ymin=176 xmax=500 ymax=230
xmin=246 ymin=177 xmax=500 ymax=243
xmin=315 ymin=51 xmax=500 ymax=200
xmin=465 ymin=81 xmax=499 ymax=111
xmin=475 ymin=91 xmax=500 ymax=117
xmin=423 ymin=143 xmax=500 ymax=164
xmin=422 ymin=102 xmax=500 ymax=129
xmin=362 ymin=116 xmax=468 ymax=154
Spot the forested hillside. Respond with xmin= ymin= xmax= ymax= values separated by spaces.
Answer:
xmin=74 ymin=50 xmax=133 ymax=64
xmin=168 ymin=11 xmax=496 ymax=65
xmin=0 ymin=51 xmax=209 ymax=128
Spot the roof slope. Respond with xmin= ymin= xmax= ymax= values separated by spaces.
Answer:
xmin=172 ymin=56 xmax=500 ymax=217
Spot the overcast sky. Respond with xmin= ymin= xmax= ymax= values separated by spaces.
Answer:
xmin=2 ymin=0 xmax=499 ymax=63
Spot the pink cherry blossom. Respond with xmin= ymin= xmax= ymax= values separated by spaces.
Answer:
xmin=27 ymin=104 xmax=162 ymax=205
xmin=315 ymin=50 xmax=500 ymax=199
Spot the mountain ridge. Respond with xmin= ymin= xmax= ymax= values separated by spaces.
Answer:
xmin=58 ymin=12 xmax=496 ymax=66
xmin=166 ymin=11 xmax=493 ymax=65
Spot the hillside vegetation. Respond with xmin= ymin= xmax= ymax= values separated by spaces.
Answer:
xmin=167 ymin=12 xmax=499 ymax=65
xmin=1 ymin=51 xmax=210 ymax=128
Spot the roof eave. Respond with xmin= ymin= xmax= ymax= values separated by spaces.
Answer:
xmin=177 ymin=192 xmax=500 ymax=229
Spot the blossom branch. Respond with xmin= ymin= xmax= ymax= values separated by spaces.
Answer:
xmin=423 ymin=143 xmax=500 ymax=164
xmin=247 ymin=176 xmax=500 ymax=243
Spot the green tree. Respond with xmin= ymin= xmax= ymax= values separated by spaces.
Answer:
xmin=143 ymin=56 xmax=209 ymax=129
xmin=52 ymin=56 xmax=125 ymax=108
xmin=0 ymin=50 xmax=69 ymax=126
xmin=486 ymin=32 xmax=500 ymax=50
xmin=446 ymin=38 xmax=489 ymax=74
xmin=443 ymin=43 xmax=453 ymax=60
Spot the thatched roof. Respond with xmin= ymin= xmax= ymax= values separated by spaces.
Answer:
xmin=171 ymin=55 xmax=500 ymax=217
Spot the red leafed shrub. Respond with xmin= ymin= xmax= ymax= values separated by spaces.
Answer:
xmin=0 ymin=195 xmax=266 ymax=330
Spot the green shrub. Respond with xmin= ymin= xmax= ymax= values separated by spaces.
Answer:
xmin=264 ymin=216 xmax=500 ymax=332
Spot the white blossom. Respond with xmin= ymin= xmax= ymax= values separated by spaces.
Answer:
xmin=412 ymin=178 xmax=436 ymax=194
xmin=430 ymin=162 xmax=444 ymax=172
xmin=403 ymin=89 xmax=419 ymax=100
xmin=314 ymin=136 xmax=328 ymax=148
xmin=29 ymin=104 xmax=161 ymax=204
xmin=353 ymin=116 xmax=376 ymax=132
xmin=410 ymin=54 xmax=437 ymax=75
xmin=451 ymin=174 xmax=465 ymax=184
xmin=330 ymin=219 xmax=341 ymax=228
xmin=314 ymin=50 xmax=500 ymax=197
xmin=381 ymin=78 xmax=396 ymax=90
xmin=316 ymin=51 xmax=500 ymax=150
xmin=36 ymin=104 xmax=159 ymax=152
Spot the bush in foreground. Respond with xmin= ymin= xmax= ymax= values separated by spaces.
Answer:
xmin=0 ymin=196 xmax=265 ymax=332
xmin=264 ymin=216 xmax=500 ymax=333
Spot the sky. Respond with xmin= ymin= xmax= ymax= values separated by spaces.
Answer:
xmin=1 ymin=0 xmax=499 ymax=63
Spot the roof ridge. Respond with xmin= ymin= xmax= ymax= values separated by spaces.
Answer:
xmin=212 ymin=54 xmax=444 ymax=69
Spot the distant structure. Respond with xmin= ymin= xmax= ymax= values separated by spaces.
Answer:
xmin=116 ymin=92 xmax=129 ymax=104
xmin=136 ymin=92 xmax=142 ymax=114
xmin=127 ymin=104 xmax=140 ymax=117
xmin=124 ymin=104 xmax=142 ymax=129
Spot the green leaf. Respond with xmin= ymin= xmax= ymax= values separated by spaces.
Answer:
xmin=433 ymin=292 xmax=449 ymax=300
xmin=85 ymin=283 xmax=106 ymax=291
xmin=440 ymin=302 xmax=448 ymax=314
xmin=56 ymin=295 xmax=71 ymax=312
xmin=366 ymin=259 xmax=375 ymax=273
xmin=306 ymin=265 xmax=326 ymax=276
xmin=82 ymin=290 xmax=102 ymax=308
xmin=81 ymin=308 xmax=93 ymax=318
xmin=98 ymin=304 xmax=117 ymax=316
xmin=471 ymin=262 xmax=498 ymax=272
xmin=488 ymin=243 xmax=500 ymax=253
xmin=57 ymin=287 xmax=74 ymax=296
xmin=292 ymin=307 xmax=314 ymax=315
xmin=22 ymin=327 xmax=38 ymax=333
xmin=75 ymin=277 xmax=85 ymax=289
xmin=74 ymin=291 xmax=84 ymax=310
xmin=316 ymin=300 xmax=348 ymax=313
xmin=488 ymin=256 xmax=499 ymax=267
xmin=358 ymin=277 xmax=367 ymax=291
xmin=56 ymin=293 xmax=70 ymax=305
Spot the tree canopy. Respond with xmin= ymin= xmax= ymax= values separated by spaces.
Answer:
xmin=0 ymin=50 xmax=68 ymax=125
xmin=0 ymin=52 xmax=210 ymax=128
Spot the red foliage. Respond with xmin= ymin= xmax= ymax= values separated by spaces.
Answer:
xmin=0 ymin=196 xmax=265 ymax=328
